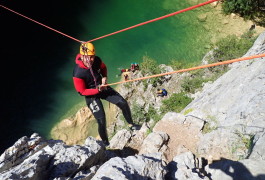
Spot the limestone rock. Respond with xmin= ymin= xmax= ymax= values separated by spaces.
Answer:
xmin=109 ymin=129 xmax=132 ymax=150
xmin=0 ymin=135 xmax=105 ymax=180
xmin=139 ymin=131 xmax=169 ymax=156
xmin=91 ymin=153 xmax=167 ymax=180
xmin=166 ymin=151 xmax=207 ymax=180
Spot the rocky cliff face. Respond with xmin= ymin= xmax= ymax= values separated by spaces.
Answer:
xmin=1 ymin=32 xmax=265 ymax=180
xmin=183 ymin=30 xmax=265 ymax=162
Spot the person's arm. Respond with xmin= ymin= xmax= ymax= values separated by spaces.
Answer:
xmin=73 ymin=77 xmax=99 ymax=96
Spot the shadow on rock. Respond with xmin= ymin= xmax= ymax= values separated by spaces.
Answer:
xmin=105 ymin=147 xmax=139 ymax=160
xmin=208 ymin=158 xmax=265 ymax=180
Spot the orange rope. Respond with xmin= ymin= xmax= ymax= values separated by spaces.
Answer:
xmin=106 ymin=53 xmax=265 ymax=86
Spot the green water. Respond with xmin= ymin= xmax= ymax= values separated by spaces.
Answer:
xmin=32 ymin=0 xmax=212 ymax=139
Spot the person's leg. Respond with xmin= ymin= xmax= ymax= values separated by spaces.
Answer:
xmin=85 ymin=97 xmax=109 ymax=145
xmin=101 ymin=88 xmax=133 ymax=125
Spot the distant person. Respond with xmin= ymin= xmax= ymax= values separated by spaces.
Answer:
xmin=124 ymin=74 xmax=129 ymax=81
xmin=157 ymin=88 xmax=168 ymax=97
xmin=123 ymin=69 xmax=131 ymax=81
xmin=162 ymin=88 xmax=167 ymax=96
xmin=157 ymin=89 xmax=163 ymax=97
xmin=134 ymin=62 xmax=139 ymax=70
xmin=72 ymin=42 xmax=137 ymax=146
xmin=131 ymin=62 xmax=139 ymax=72
xmin=131 ymin=63 xmax=136 ymax=72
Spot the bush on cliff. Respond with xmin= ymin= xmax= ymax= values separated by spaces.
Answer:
xmin=213 ymin=31 xmax=257 ymax=62
xmin=140 ymin=56 xmax=162 ymax=88
xmin=221 ymin=0 xmax=265 ymax=26
xmin=160 ymin=92 xmax=193 ymax=113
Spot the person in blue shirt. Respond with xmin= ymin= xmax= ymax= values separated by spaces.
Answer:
xmin=162 ymin=88 xmax=167 ymax=96
xmin=157 ymin=88 xmax=168 ymax=97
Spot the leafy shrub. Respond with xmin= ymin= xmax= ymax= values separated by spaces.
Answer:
xmin=169 ymin=59 xmax=200 ymax=71
xmin=160 ymin=92 xmax=193 ymax=113
xmin=131 ymin=102 xmax=162 ymax=125
xmin=181 ymin=76 xmax=208 ymax=94
xmin=140 ymin=56 xmax=162 ymax=88
xmin=140 ymin=56 xmax=161 ymax=75
xmin=146 ymin=105 xmax=162 ymax=123
xmin=212 ymin=32 xmax=256 ymax=62
xmin=131 ymin=102 xmax=146 ymax=124
xmin=169 ymin=60 xmax=187 ymax=70
xmin=221 ymin=0 xmax=265 ymax=26
xmin=235 ymin=132 xmax=255 ymax=151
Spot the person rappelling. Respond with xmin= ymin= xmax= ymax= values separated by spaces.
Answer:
xmin=72 ymin=42 xmax=137 ymax=146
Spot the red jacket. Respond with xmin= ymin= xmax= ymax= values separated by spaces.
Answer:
xmin=73 ymin=54 xmax=107 ymax=96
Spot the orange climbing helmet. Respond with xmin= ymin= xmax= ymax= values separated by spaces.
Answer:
xmin=80 ymin=42 xmax=95 ymax=55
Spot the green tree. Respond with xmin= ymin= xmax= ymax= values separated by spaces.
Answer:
xmin=221 ymin=0 xmax=265 ymax=26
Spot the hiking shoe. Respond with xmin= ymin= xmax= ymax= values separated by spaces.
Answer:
xmin=128 ymin=124 xmax=140 ymax=131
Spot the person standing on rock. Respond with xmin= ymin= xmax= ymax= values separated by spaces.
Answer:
xmin=73 ymin=42 xmax=137 ymax=146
